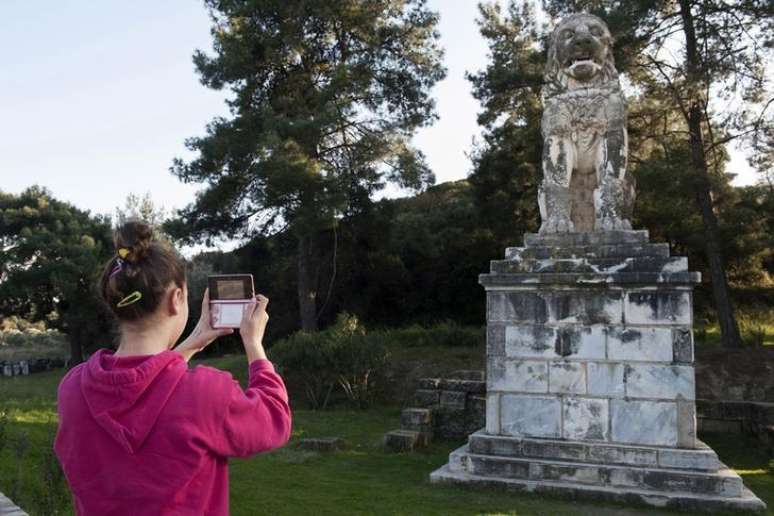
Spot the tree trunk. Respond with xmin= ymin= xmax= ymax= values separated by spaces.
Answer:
xmin=68 ymin=327 xmax=84 ymax=367
xmin=678 ymin=0 xmax=742 ymax=349
xmin=297 ymin=233 xmax=318 ymax=331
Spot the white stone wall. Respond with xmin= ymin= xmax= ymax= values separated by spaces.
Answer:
xmin=485 ymin=286 xmax=697 ymax=448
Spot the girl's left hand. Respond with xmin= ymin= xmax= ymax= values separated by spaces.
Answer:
xmin=174 ymin=288 xmax=233 ymax=362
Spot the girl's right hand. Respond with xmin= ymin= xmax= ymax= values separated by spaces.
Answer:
xmin=240 ymin=294 xmax=269 ymax=349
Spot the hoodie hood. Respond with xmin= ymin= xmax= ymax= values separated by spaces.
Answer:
xmin=81 ymin=349 xmax=187 ymax=454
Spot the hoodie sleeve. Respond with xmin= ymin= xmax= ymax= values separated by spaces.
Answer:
xmin=205 ymin=360 xmax=292 ymax=458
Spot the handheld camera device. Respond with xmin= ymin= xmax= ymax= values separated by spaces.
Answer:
xmin=208 ymin=274 xmax=255 ymax=329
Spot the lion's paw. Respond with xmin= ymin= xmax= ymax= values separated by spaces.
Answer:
xmin=596 ymin=217 xmax=631 ymax=231
xmin=540 ymin=217 xmax=575 ymax=234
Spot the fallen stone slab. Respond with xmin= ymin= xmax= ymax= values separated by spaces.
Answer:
xmin=296 ymin=437 xmax=346 ymax=452
xmin=383 ymin=429 xmax=428 ymax=452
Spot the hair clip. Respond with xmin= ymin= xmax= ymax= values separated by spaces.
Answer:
xmin=116 ymin=291 xmax=142 ymax=308
xmin=109 ymin=258 xmax=124 ymax=278
xmin=117 ymin=248 xmax=130 ymax=259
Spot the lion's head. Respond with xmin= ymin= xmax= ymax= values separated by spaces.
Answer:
xmin=543 ymin=13 xmax=619 ymax=97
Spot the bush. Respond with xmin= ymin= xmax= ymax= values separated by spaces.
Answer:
xmin=379 ymin=321 xmax=484 ymax=348
xmin=270 ymin=313 xmax=389 ymax=409
xmin=0 ymin=329 xmax=68 ymax=362
xmin=738 ymin=312 xmax=770 ymax=347
xmin=0 ymin=316 xmax=46 ymax=333
xmin=326 ymin=317 xmax=389 ymax=409
xmin=270 ymin=331 xmax=337 ymax=410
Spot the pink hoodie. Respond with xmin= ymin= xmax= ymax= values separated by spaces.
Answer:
xmin=54 ymin=349 xmax=291 ymax=515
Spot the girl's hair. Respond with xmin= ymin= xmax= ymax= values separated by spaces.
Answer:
xmin=99 ymin=220 xmax=186 ymax=321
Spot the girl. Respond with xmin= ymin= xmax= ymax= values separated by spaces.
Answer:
xmin=54 ymin=220 xmax=292 ymax=515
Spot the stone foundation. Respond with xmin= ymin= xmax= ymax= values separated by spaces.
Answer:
xmin=383 ymin=371 xmax=485 ymax=451
xmin=431 ymin=231 xmax=766 ymax=512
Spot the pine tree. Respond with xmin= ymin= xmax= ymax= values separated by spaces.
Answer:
xmin=0 ymin=187 xmax=113 ymax=364
xmin=169 ymin=0 xmax=446 ymax=330
xmin=467 ymin=2 xmax=546 ymax=247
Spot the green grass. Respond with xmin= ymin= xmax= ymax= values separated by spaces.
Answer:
xmin=1 ymin=357 xmax=773 ymax=515
xmin=694 ymin=309 xmax=774 ymax=349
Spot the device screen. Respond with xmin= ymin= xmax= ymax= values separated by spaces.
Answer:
xmin=209 ymin=275 xmax=254 ymax=300
xmin=218 ymin=280 xmax=246 ymax=299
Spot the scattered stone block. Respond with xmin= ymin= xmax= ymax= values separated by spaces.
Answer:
xmin=401 ymin=408 xmax=432 ymax=433
xmin=440 ymin=390 xmax=466 ymax=410
xmin=417 ymin=377 xmax=440 ymax=390
xmin=449 ymin=370 xmax=485 ymax=381
xmin=296 ymin=437 xmax=346 ymax=452
xmin=439 ymin=378 xmax=485 ymax=393
xmin=383 ymin=429 xmax=427 ymax=452
xmin=414 ymin=389 xmax=439 ymax=407
xmin=698 ymin=418 xmax=744 ymax=433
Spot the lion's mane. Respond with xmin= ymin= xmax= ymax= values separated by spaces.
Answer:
xmin=542 ymin=13 xmax=620 ymax=100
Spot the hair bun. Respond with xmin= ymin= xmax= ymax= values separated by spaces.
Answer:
xmin=115 ymin=220 xmax=153 ymax=264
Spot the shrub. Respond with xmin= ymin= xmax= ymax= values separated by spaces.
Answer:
xmin=270 ymin=313 xmax=390 ymax=409
xmin=381 ymin=321 xmax=484 ymax=348
xmin=326 ymin=315 xmax=389 ymax=409
xmin=0 ymin=329 xmax=68 ymax=361
xmin=0 ymin=316 xmax=45 ymax=333
xmin=270 ymin=331 xmax=336 ymax=410
xmin=738 ymin=314 xmax=767 ymax=347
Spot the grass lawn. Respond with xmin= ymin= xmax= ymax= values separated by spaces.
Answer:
xmin=1 ymin=355 xmax=773 ymax=515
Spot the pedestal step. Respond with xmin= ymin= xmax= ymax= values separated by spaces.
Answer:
xmin=506 ymin=242 xmax=670 ymax=260
xmin=452 ymin=445 xmax=741 ymax=497
xmin=491 ymin=256 xmax=687 ymax=274
xmin=430 ymin=463 xmax=766 ymax=513
xmin=523 ymin=231 xmax=650 ymax=247
xmin=468 ymin=431 xmax=724 ymax=471
xmin=480 ymin=270 xmax=700 ymax=287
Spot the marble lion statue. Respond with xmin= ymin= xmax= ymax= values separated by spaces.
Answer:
xmin=538 ymin=13 xmax=635 ymax=234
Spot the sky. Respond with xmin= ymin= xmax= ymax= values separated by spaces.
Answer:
xmin=0 ymin=0 xmax=759 ymax=223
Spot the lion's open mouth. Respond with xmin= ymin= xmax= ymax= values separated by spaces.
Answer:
xmin=567 ymin=55 xmax=597 ymax=67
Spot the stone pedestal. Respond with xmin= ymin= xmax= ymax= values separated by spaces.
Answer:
xmin=430 ymin=231 xmax=766 ymax=512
